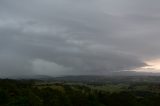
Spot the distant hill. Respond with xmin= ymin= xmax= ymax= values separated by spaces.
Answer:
xmin=6 ymin=75 xmax=160 ymax=84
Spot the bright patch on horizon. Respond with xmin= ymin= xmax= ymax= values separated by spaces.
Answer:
xmin=132 ymin=59 xmax=160 ymax=73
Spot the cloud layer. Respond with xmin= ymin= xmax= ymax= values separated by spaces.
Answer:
xmin=0 ymin=0 xmax=160 ymax=77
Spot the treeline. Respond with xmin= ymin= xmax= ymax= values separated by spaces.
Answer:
xmin=0 ymin=79 xmax=160 ymax=106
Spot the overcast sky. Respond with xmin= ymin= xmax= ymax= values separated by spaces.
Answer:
xmin=0 ymin=0 xmax=160 ymax=77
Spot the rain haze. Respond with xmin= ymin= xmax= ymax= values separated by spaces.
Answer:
xmin=0 ymin=0 xmax=160 ymax=77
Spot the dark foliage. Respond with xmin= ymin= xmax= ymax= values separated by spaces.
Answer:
xmin=0 ymin=79 xmax=160 ymax=106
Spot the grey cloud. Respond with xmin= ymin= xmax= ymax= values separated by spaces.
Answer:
xmin=0 ymin=0 xmax=160 ymax=77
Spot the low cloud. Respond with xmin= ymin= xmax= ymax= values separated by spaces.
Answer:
xmin=0 ymin=0 xmax=159 ymax=76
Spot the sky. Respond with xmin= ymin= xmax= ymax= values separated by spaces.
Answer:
xmin=0 ymin=0 xmax=160 ymax=77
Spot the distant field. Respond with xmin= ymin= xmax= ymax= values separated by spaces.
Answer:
xmin=35 ymin=80 xmax=160 ymax=93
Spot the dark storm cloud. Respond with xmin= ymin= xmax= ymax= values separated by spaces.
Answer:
xmin=0 ymin=0 xmax=159 ymax=76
